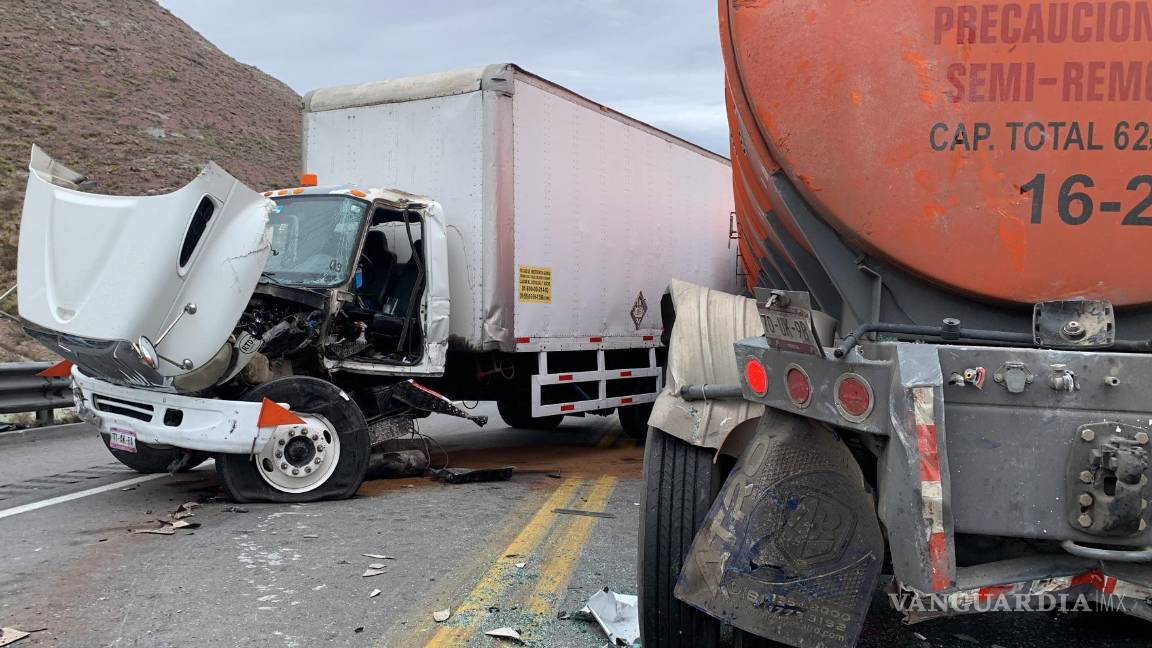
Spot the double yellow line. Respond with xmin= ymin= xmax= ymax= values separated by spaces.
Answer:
xmin=423 ymin=475 xmax=617 ymax=647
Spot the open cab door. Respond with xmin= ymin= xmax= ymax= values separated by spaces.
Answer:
xmin=322 ymin=195 xmax=449 ymax=377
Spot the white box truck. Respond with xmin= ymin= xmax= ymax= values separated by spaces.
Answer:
xmin=17 ymin=64 xmax=735 ymax=502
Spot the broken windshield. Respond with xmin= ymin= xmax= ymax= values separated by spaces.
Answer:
xmin=262 ymin=195 xmax=369 ymax=287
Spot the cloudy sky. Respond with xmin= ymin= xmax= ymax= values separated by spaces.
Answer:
xmin=159 ymin=1 xmax=730 ymax=155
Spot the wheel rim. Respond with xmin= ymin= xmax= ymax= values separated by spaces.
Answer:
xmin=256 ymin=414 xmax=341 ymax=494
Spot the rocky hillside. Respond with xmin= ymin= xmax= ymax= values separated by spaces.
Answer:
xmin=0 ymin=0 xmax=301 ymax=360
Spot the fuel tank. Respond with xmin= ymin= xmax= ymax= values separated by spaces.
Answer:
xmin=722 ymin=1 xmax=1152 ymax=308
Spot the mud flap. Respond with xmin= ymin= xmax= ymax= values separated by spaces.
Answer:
xmin=675 ymin=410 xmax=884 ymax=647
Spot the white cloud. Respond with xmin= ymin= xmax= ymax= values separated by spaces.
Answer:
xmin=159 ymin=0 xmax=729 ymax=154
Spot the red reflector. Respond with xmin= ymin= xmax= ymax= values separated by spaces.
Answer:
xmin=785 ymin=367 xmax=811 ymax=407
xmin=621 ymin=397 xmax=633 ymax=404
xmin=560 ymin=404 xmax=576 ymax=412
xmin=620 ymin=370 xmax=632 ymax=377
xmin=744 ymin=358 xmax=769 ymax=395
xmin=559 ymin=374 xmax=573 ymax=382
xmin=516 ymin=337 xmax=531 ymax=344
xmin=589 ymin=337 xmax=603 ymax=343
xmin=37 ymin=360 xmax=74 ymax=377
xmin=257 ymin=398 xmax=306 ymax=427
xmin=836 ymin=374 xmax=874 ymax=420
xmin=642 ymin=335 xmax=654 ymax=341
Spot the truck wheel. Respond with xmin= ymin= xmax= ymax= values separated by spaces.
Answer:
xmin=496 ymin=398 xmax=564 ymax=430
xmin=639 ymin=427 xmax=721 ymax=648
xmin=216 ymin=377 xmax=370 ymax=503
xmin=100 ymin=434 xmax=209 ymax=473
xmin=617 ymin=402 xmax=654 ymax=440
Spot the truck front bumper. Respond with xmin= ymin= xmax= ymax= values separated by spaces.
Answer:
xmin=72 ymin=368 xmax=270 ymax=454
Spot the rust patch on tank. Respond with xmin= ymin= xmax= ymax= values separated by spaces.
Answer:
xmin=850 ymin=90 xmax=863 ymax=106
xmin=901 ymin=50 xmax=937 ymax=105
xmin=914 ymin=170 xmax=936 ymax=193
xmin=997 ymin=214 xmax=1028 ymax=274
xmin=805 ymin=10 xmax=817 ymax=24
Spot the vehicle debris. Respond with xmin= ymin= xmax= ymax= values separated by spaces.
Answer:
xmin=432 ymin=467 xmax=514 ymax=484
xmin=369 ymin=589 xmax=381 ymax=598
xmin=223 ymin=506 xmax=249 ymax=513
xmin=367 ymin=563 xmax=386 ymax=569
xmin=366 ymin=449 xmax=429 ymax=479
xmin=432 ymin=609 xmax=451 ymax=623
xmin=0 ymin=627 xmax=30 ymax=647
xmin=362 ymin=568 xmax=386 ymax=577
xmin=361 ymin=553 xmax=392 ymax=560
xmin=584 ymin=589 xmax=640 ymax=647
xmin=552 ymin=508 xmax=615 ymax=519
xmin=483 ymin=627 xmax=523 ymax=643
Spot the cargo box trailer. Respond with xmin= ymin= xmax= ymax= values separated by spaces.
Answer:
xmin=16 ymin=64 xmax=735 ymax=502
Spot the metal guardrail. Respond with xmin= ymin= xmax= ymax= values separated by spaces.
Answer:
xmin=0 ymin=362 xmax=73 ymax=423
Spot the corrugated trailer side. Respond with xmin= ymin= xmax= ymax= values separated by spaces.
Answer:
xmin=508 ymin=73 xmax=735 ymax=351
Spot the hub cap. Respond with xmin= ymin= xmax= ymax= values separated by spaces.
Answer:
xmin=257 ymin=414 xmax=340 ymax=493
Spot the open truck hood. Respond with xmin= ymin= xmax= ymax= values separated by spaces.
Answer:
xmin=17 ymin=146 xmax=273 ymax=388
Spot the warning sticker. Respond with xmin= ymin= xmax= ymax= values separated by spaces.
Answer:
xmin=518 ymin=265 xmax=552 ymax=304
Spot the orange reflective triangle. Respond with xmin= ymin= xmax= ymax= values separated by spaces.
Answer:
xmin=37 ymin=360 xmax=74 ymax=377
xmin=257 ymin=397 xmax=306 ymax=427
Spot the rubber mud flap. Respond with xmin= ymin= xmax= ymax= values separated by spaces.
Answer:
xmin=675 ymin=411 xmax=883 ymax=647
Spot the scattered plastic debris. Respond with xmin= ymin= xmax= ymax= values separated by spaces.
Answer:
xmin=547 ymin=472 xmax=562 ymax=479
xmin=303 ymin=534 xmax=319 ymax=539
xmin=131 ymin=526 xmax=176 ymax=536
xmin=223 ymin=506 xmax=249 ymax=513
xmin=362 ymin=553 xmax=392 ymax=560
xmin=362 ymin=568 xmax=386 ymax=577
xmin=120 ymin=486 xmax=137 ymax=491
xmin=0 ymin=627 xmax=30 ymax=647
xmin=553 ymin=508 xmax=615 ymax=519
xmin=515 ymin=562 xmax=526 ymax=569
xmin=954 ymin=634 xmax=980 ymax=645
xmin=433 ymin=609 xmax=451 ymax=623
xmin=354 ymin=627 xmax=364 ymax=634
xmin=367 ymin=563 xmax=386 ymax=569
xmin=483 ymin=627 xmax=523 ymax=643
xmin=584 ymin=589 xmax=640 ymax=646
xmin=913 ymin=632 xmax=927 ymax=641
xmin=434 ymin=467 xmax=515 ymax=484
xmin=369 ymin=589 xmax=381 ymax=598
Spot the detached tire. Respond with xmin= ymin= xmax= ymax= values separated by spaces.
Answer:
xmin=496 ymin=398 xmax=564 ymax=430
xmin=639 ymin=427 xmax=722 ymax=648
xmin=617 ymin=402 xmax=654 ymax=440
xmin=100 ymin=434 xmax=209 ymax=473
xmin=216 ymin=377 xmax=370 ymax=503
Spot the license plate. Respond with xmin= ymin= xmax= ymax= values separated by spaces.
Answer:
xmin=108 ymin=426 xmax=137 ymax=453
xmin=756 ymin=289 xmax=825 ymax=357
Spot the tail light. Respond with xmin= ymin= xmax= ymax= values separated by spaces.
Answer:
xmin=835 ymin=373 xmax=874 ymax=422
xmin=744 ymin=358 xmax=769 ymax=395
xmin=785 ymin=365 xmax=812 ymax=408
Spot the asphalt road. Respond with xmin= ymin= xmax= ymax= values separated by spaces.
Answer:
xmin=0 ymin=406 xmax=1149 ymax=648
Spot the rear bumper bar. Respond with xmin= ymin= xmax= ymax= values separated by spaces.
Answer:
xmin=72 ymin=368 xmax=269 ymax=454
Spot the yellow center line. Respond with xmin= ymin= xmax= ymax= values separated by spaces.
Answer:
xmin=422 ymin=478 xmax=585 ymax=648
xmin=525 ymin=475 xmax=618 ymax=615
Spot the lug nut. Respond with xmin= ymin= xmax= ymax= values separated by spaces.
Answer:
xmin=277 ymin=439 xmax=285 ymax=446
xmin=311 ymin=433 xmax=319 ymax=441
xmin=313 ymin=457 xmax=322 ymax=465
xmin=316 ymin=444 xmax=326 ymax=452
xmin=1080 ymin=470 xmax=1094 ymax=484
xmin=291 ymin=468 xmax=299 ymax=475
xmin=1080 ymin=429 xmax=1095 ymax=442
xmin=280 ymin=462 xmax=288 ymax=470
xmin=1136 ymin=432 xmax=1149 ymax=445
xmin=287 ymin=430 xmax=295 ymax=437
xmin=1078 ymin=513 xmax=1093 ymax=528
xmin=304 ymin=467 xmax=312 ymax=474
xmin=275 ymin=451 xmax=283 ymax=459
xmin=1079 ymin=493 xmax=1094 ymax=507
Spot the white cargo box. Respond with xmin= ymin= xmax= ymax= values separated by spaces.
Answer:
xmin=302 ymin=63 xmax=735 ymax=353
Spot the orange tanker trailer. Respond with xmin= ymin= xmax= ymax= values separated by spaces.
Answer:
xmin=638 ymin=2 xmax=1152 ymax=647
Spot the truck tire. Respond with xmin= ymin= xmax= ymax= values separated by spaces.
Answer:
xmin=216 ymin=377 xmax=370 ymax=503
xmin=617 ymin=402 xmax=654 ymax=440
xmin=496 ymin=398 xmax=564 ymax=430
xmin=100 ymin=434 xmax=209 ymax=474
xmin=639 ymin=426 xmax=721 ymax=648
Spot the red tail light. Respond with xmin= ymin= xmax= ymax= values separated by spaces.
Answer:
xmin=744 ymin=358 xmax=769 ymax=395
xmin=785 ymin=366 xmax=811 ymax=408
xmin=835 ymin=373 xmax=874 ymax=422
